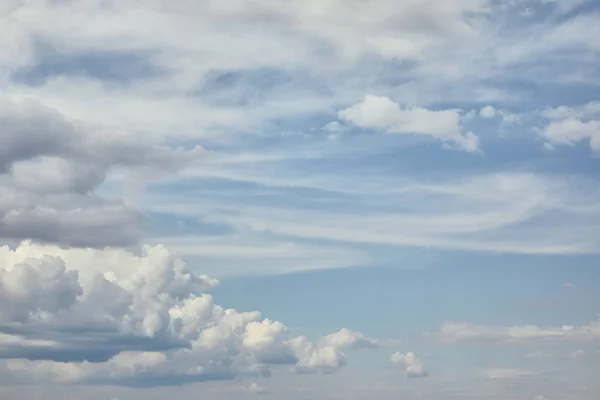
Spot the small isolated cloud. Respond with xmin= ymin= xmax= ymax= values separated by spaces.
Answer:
xmin=570 ymin=349 xmax=585 ymax=359
xmin=539 ymin=102 xmax=600 ymax=153
xmin=479 ymin=105 xmax=519 ymax=126
xmin=245 ymin=382 xmax=268 ymax=395
xmin=563 ymin=282 xmax=577 ymax=289
xmin=321 ymin=121 xmax=346 ymax=133
xmin=533 ymin=396 xmax=551 ymax=400
xmin=338 ymin=95 xmax=479 ymax=152
xmin=318 ymin=328 xmax=379 ymax=350
xmin=482 ymin=368 xmax=535 ymax=379
xmin=541 ymin=118 xmax=600 ymax=153
xmin=480 ymin=105 xmax=498 ymax=118
xmin=390 ymin=352 xmax=428 ymax=378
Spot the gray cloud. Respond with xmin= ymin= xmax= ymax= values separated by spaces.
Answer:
xmin=11 ymin=40 xmax=163 ymax=87
xmin=0 ymin=97 xmax=204 ymax=248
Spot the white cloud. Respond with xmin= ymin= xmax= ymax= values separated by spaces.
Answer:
xmin=318 ymin=328 xmax=379 ymax=350
xmin=390 ymin=352 xmax=428 ymax=378
xmin=541 ymin=118 xmax=600 ymax=153
xmin=479 ymin=105 xmax=519 ymax=127
xmin=321 ymin=121 xmax=346 ymax=133
xmin=0 ymin=241 xmax=376 ymax=385
xmin=338 ymin=95 xmax=479 ymax=152
xmin=480 ymin=105 xmax=498 ymax=118
xmin=539 ymin=101 xmax=600 ymax=153
xmin=160 ymin=171 xmax=600 ymax=260
xmin=481 ymin=368 xmax=535 ymax=379
xmin=541 ymin=102 xmax=600 ymax=120
xmin=437 ymin=316 xmax=600 ymax=342
xmin=153 ymin=235 xmax=373 ymax=277
xmin=563 ymin=282 xmax=577 ymax=289
xmin=245 ymin=382 xmax=268 ymax=395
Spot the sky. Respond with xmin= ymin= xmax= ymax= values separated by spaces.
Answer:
xmin=1 ymin=0 xmax=600 ymax=399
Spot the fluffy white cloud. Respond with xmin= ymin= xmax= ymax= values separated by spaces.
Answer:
xmin=338 ymin=95 xmax=479 ymax=152
xmin=479 ymin=105 xmax=519 ymax=126
xmin=317 ymin=328 xmax=379 ymax=350
xmin=390 ymin=351 xmax=428 ymax=378
xmin=541 ymin=118 xmax=600 ymax=153
xmin=0 ymin=241 xmax=375 ymax=385
xmin=480 ymin=105 xmax=498 ymax=118
xmin=539 ymin=101 xmax=600 ymax=153
xmin=437 ymin=317 xmax=600 ymax=342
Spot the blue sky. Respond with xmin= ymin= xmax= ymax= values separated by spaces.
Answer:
xmin=1 ymin=0 xmax=600 ymax=399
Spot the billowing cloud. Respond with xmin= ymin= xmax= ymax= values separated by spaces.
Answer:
xmin=0 ymin=97 xmax=204 ymax=247
xmin=390 ymin=351 xmax=428 ymax=378
xmin=0 ymin=241 xmax=376 ymax=386
xmin=338 ymin=95 xmax=479 ymax=152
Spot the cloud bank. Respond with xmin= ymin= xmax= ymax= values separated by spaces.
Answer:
xmin=0 ymin=241 xmax=376 ymax=386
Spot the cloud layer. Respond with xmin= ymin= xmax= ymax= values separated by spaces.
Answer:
xmin=437 ymin=318 xmax=600 ymax=342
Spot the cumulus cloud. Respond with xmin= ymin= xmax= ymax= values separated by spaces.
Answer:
xmin=478 ymin=105 xmax=520 ymax=130
xmin=541 ymin=118 xmax=600 ymax=153
xmin=0 ymin=97 xmax=204 ymax=247
xmin=318 ymin=328 xmax=379 ymax=350
xmin=480 ymin=105 xmax=498 ymax=118
xmin=437 ymin=317 xmax=600 ymax=342
xmin=390 ymin=352 xmax=428 ymax=378
xmin=539 ymin=101 xmax=600 ymax=153
xmin=338 ymin=95 xmax=479 ymax=152
xmin=0 ymin=241 xmax=376 ymax=385
xmin=526 ymin=351 xmax=555 ymax=359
